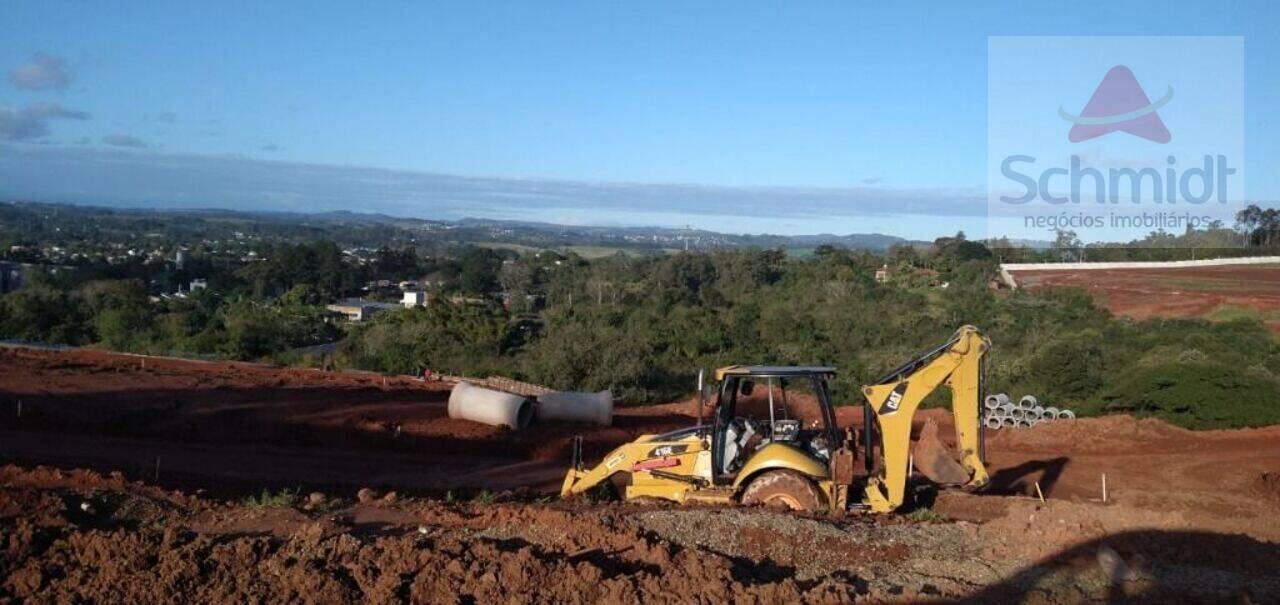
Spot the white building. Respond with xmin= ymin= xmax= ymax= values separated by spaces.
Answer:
xmin=403 ymin=291 xmax=428 ymax=308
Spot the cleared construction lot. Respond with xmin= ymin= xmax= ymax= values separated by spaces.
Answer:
xmin=2 ymin=346 xmax=1279 ymax=602
xmin=1010 ymin=263 xmax=1280 ymax=332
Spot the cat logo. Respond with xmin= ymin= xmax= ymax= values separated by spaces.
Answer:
xmin=881 ymin=382 xmax=909 ymax=416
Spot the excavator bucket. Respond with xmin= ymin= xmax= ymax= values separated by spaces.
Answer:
xmin=912 ymin=417 xmax=971 ymax=485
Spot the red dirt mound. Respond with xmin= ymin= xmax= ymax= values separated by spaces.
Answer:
xmin=989 ymin=415 xmax=1194 ymax=453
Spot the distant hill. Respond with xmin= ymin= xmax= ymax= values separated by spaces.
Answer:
xmin=451 ymin=217 xmax=919 ymax=252
xmin=2 ymin=200 xmax=928 ymax=253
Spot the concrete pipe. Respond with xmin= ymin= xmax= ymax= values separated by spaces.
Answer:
xmin=1029 ymin=406 xmax=1045 ymax=421
xmin=1000 ymin=417 xmax=1018 ymax=429
xmin=1015 ymin=418 xmax=1033 ymax=429
xmin=536 ymin=390 xmax=614 ymax=426
xmin=1008 ymin=408 xmax=1025 ymax=420
xmin=998 ymin=403 xmax=1016 ymax=416
xmin=1042 ymin=407 xmax=1059 ymax=421
xmin=1019 ymin=395 xmax=1038 ymax=410
xmin=448 ymin=382 xmax=534 ymax=429
xmin=984 ymin=395 xmax=1002 ymax=410
xmin=1059 ymin=409 xmax=1076 ymax=420
xmin=984 ymin=415 xmax=1003 ymax=430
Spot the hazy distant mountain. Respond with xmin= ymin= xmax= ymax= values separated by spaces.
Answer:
xmin=3 ymin=200 xmax=923 ymax=252
xmin=450 ymin=217 xmax=919 ymax=251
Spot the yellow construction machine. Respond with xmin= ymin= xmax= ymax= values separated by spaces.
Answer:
xmin=561 ymin=325 xmax=992 ymax=513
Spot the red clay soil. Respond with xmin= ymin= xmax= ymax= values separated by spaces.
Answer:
xmin=1010 ymin=264 xmax=1280 ymax=331
xmin=2 ymin=346 xmax=1279 ymax=602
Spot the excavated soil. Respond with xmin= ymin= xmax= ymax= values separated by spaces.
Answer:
xmin=2 ymin=345 xmax=1279 ymax=602
xmin=1010 ymin=264 xmax=1280 ymax=331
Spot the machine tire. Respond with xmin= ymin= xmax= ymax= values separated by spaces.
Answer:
xmin=740 ymin=470 xmax=824 ymax=512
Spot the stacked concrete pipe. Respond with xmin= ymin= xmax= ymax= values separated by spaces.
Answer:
xmin=982 ymin=393 xmax=1077 ymax=430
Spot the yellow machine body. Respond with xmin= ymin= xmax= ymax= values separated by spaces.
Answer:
xmin=561 ymin=326 xmax=993 ymax=515
xmin=561 ymin=433 xmax=833 ymax=505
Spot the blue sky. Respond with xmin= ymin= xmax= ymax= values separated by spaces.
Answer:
xmin=1 ymin=2 xmax=1276 ymax=238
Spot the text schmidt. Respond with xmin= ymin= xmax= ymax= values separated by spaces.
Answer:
xmin=1000 ymin=155 xmax=1234 ymax=205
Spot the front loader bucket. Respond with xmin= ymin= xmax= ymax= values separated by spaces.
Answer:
xmin=913 ymin=417 xmax=971 ymax=485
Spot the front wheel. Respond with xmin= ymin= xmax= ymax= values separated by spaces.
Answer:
xmin=740 ymin=470 xmax=824 ymax=512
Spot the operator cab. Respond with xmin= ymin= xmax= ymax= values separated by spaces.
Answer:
xmin=709 ymin=366 xmax=840 ymax=485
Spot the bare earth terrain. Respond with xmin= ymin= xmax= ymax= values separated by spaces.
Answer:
xmin=2 ymin=346 xmax=1278 ymax=603
xmin=1010 ymin=264 xmax=1280 ymax=332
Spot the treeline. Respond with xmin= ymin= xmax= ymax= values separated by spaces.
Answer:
xmin=0 ymin=239 xmax=522 ymax=360
xmin=0 ymin=280 xmax=339 ymax=359
xmin=989 ymin=205 xmax=1280 ymax=264
xmin=0 ymin=201 xmax=428 ymax=253
xmin=1236 ymin=204 xmax=1280 ymax=247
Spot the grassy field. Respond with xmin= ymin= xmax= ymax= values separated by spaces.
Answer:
xmin=1204 ymin=304 xmax=1280 ymax=324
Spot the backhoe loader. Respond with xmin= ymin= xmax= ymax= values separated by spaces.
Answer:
xmin=560 ymin=325 xmax=991 ymax=513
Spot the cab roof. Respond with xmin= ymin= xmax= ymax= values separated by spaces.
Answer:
xmin=714 ymin=365 xmax=836 ymax=380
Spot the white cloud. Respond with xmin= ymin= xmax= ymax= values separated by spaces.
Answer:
xmin=0 ymin=102 xmax=90 ymax=140
xmin=101 ymin=133 xmax=148 ymax=148
xmin=8 ymin=53 xmax=72 ymax=91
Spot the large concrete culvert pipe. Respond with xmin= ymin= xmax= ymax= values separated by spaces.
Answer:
xmin=536 ymin=391 xmax=614 ymax=426
xmin=448 ymin=381 xmax=534 ymax=429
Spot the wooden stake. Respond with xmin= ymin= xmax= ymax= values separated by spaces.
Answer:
xmin=1034 ymin=481 xmax=1045 ymax=503
xmin=154 ymin=457 xmax=161 ymax=482
xmin=1102 ymin=473 xmax=1108 ymax=503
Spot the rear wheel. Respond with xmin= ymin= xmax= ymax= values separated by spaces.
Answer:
xmin=740 ymin=470 xmax=824 ymax=512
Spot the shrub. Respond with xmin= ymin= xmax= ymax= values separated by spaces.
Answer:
xmin=243 ymin=487 xmax=299 ymax=508
xmin=1098 ymin=362 xmax=1280 ymax=429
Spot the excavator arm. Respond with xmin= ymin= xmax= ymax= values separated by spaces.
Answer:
xmin=859 ymin=325 xmax=991 ymax=513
